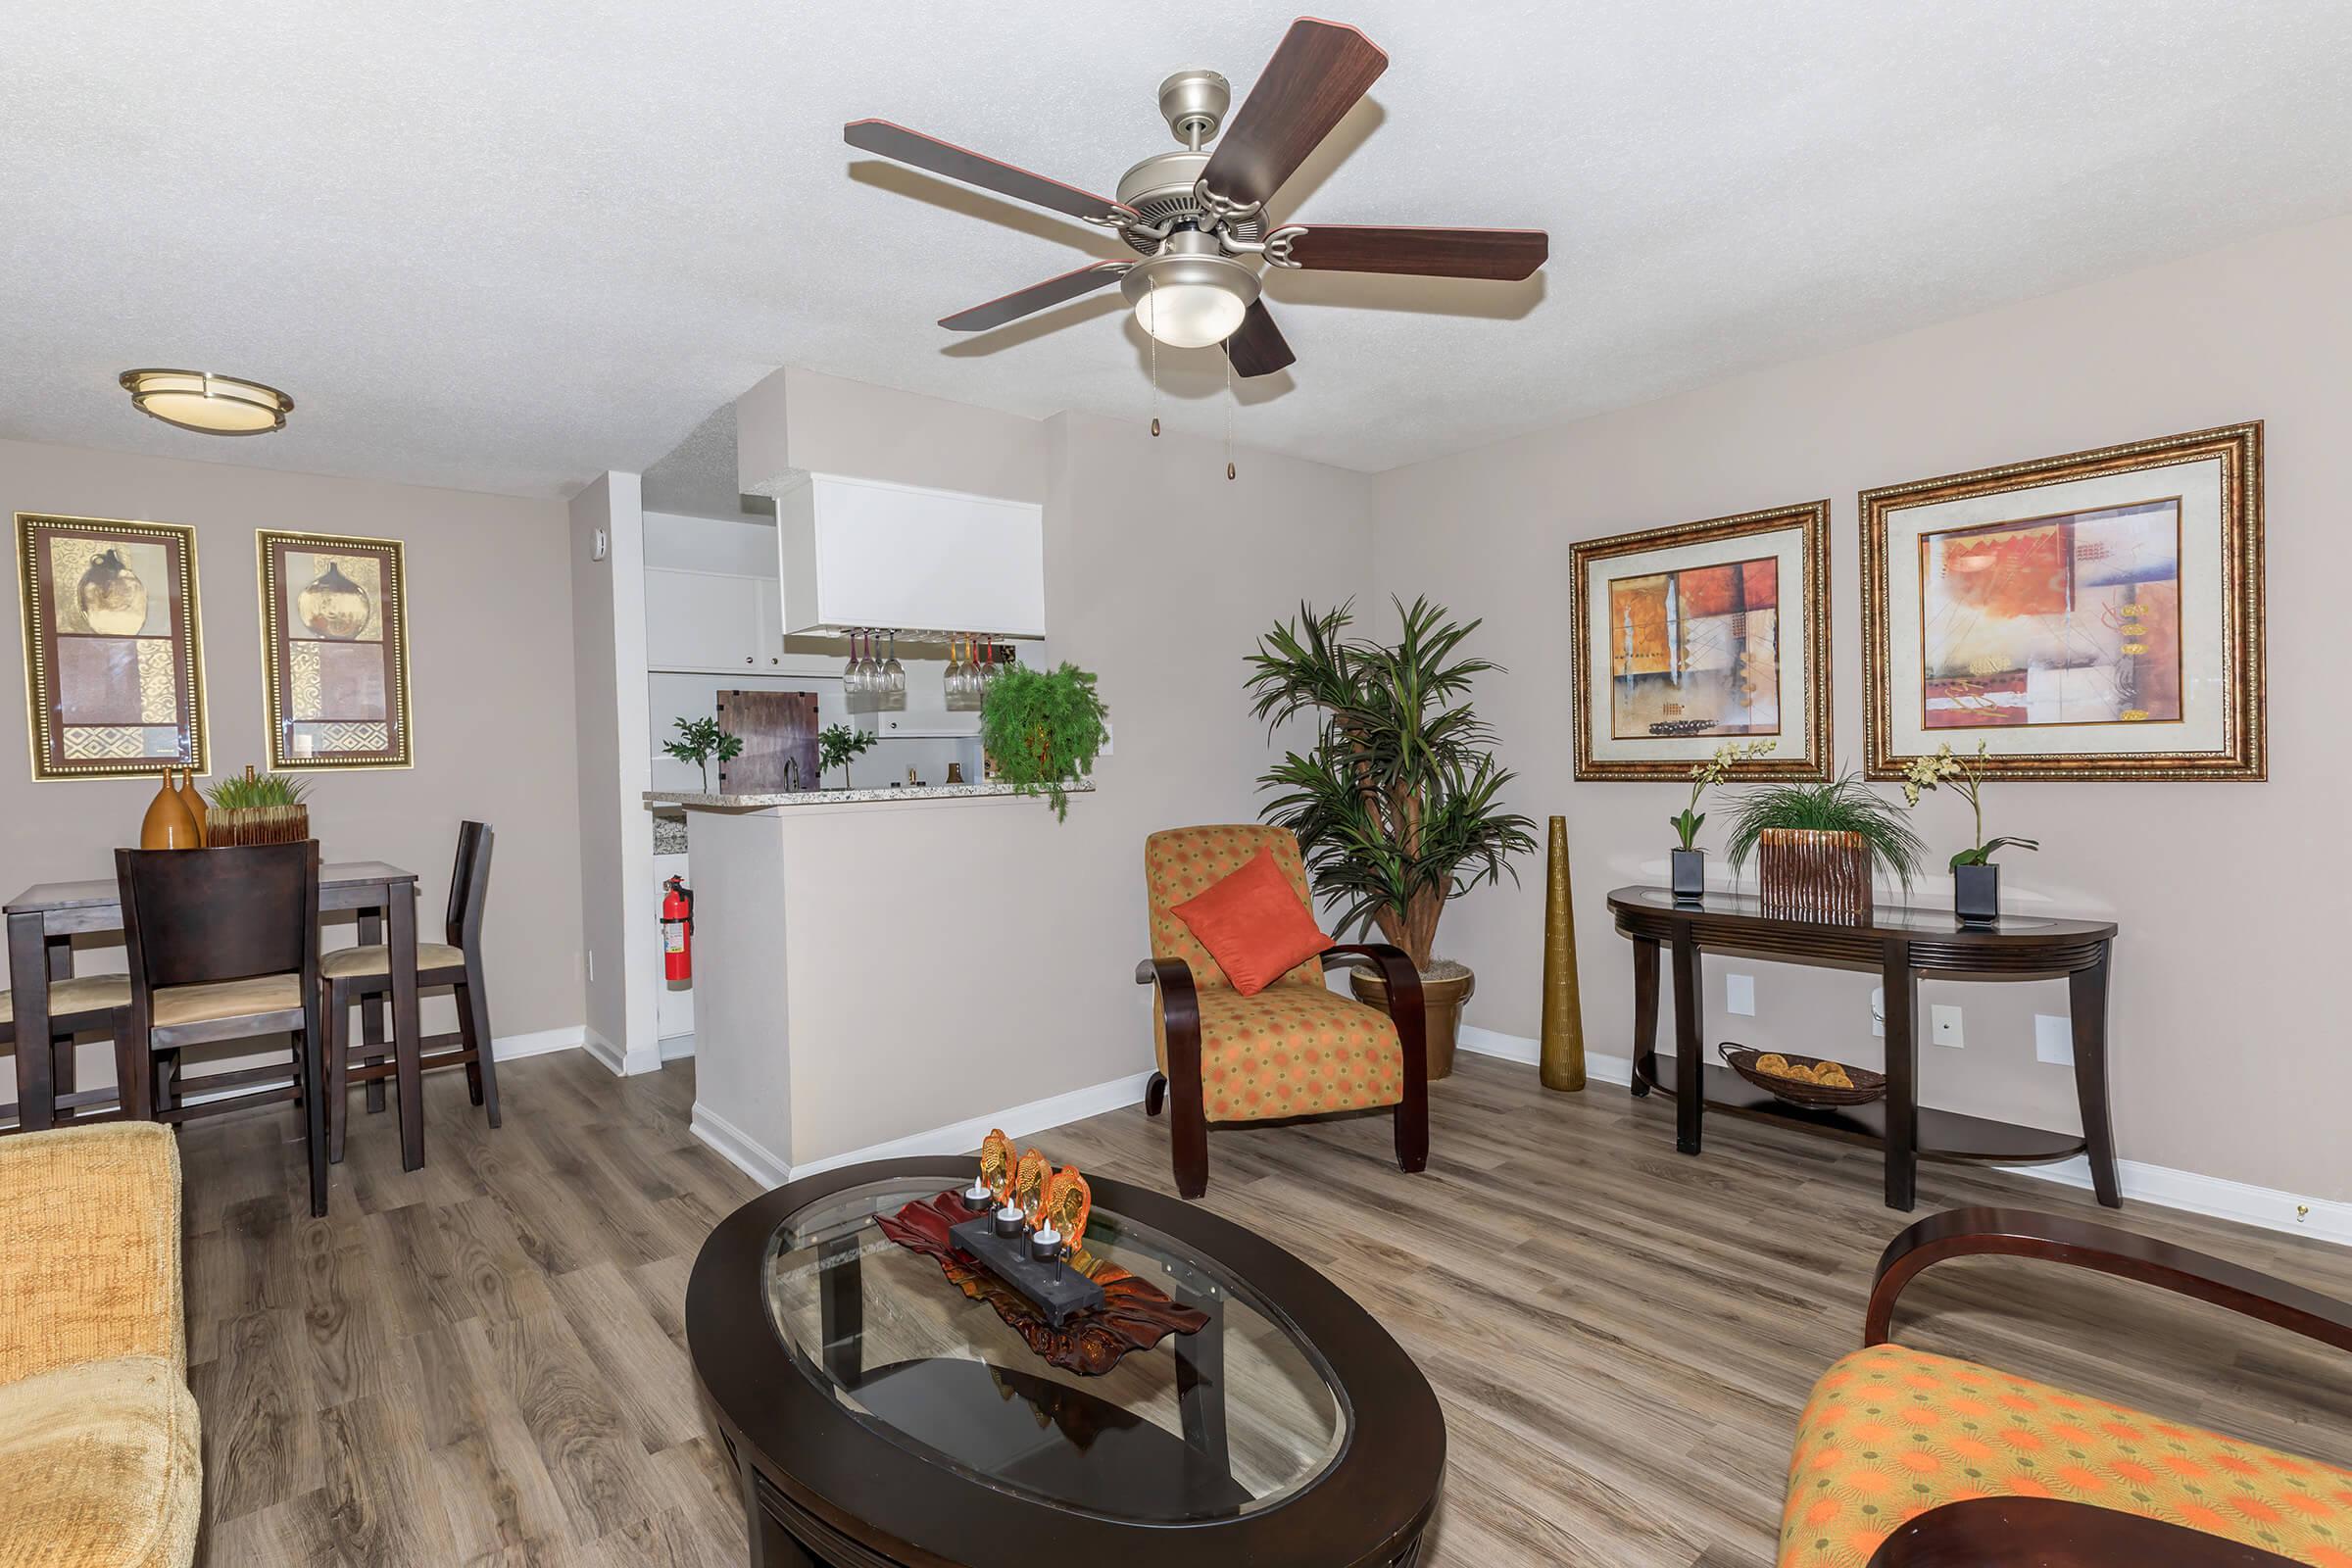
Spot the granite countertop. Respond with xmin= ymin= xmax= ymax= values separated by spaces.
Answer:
xmin=644 ymin=781 xmax=1096 ymax=808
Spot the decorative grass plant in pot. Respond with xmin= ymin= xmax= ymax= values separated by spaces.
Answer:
xmin=205 ymin=766 xmax=313 ymax=847
xmin=1725 ymin=773 xmax=1924 ymax=925
xmin=979 ymin=662 xmax=1108 ymax=821
xmin=1902 ymin=740 xmax=2037 ymax=924
xmin=1246 ymin=598 xmax=1537 ymax=1080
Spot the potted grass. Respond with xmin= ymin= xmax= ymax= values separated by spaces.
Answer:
xmin=979 ymin=662 xmax=1109 ymax=820
xmin=205 ymin=766 xmax=312 ymax=846
xmin=1245 ymin=597 xmax=1538 ymax=1079
xmin=1724 ymin=772 xmax=1925 ymax=925
xmin=1902 ymin=740 xmax=2038 ymax=924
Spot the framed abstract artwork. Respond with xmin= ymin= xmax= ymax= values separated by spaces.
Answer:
xmin=256 ymin=529 xmax=414 ymax=770
xmin=1571 ymin=500 xmax=1832 ymax=780
xmin=16 ymin=512 xmax=209 ymax=781
xmin=1860 ymin=422 xmax=2264 ymax=781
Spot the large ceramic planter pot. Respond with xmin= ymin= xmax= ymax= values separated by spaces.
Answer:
xmin=1348 ymin=958 xmax=1474 ymax=1082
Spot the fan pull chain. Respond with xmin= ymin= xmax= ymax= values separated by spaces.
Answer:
xmin=1148 ymin=276 xmax=1161 ymax=437
xmin=1224 ymin=350 xmax=1236 ymax=480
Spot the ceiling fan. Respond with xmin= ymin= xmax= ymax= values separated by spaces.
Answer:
xmin=844 ymin=17 xmax=1548 ymax=378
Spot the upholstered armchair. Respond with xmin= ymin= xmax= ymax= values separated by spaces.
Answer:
xmin=1136 ymin=824 xmax=1429 ymax=1199
xmin=1783 ymin=1206 xmax=2352 ymax=1568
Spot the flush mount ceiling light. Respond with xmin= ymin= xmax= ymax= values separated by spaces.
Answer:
xmin=119 ymin=368 xmax=294 ymax=436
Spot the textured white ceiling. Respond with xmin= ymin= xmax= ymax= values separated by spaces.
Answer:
xmin=4 ymin=2 xmax=2351 ymax=498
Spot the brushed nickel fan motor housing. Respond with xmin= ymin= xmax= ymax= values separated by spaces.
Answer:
xmin=1113 ymin=150 xmax=1263 ymax=257
xmin=1156 ymin=70 xmax=1230 ymax=145
xmin=1118 ymin=231 xmax=1261 ymax=326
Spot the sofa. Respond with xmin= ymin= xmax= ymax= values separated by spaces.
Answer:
xmin=0 ymin=1123 xmax=200 ymax=1568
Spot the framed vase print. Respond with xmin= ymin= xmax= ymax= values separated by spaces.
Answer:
xmin=16 ymin=512 xmax=209 ymax=780
xmin=1571 ymin=500 xmax=1832 ymax=780
xmin=257 ymin=529 xmax=414 ymax=769
xmin=1860 ymin=421 xmax=2264 ymax=781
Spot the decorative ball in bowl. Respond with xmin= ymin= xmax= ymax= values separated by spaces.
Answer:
xmin=1719 ymin=1043 xmax=1886 ymax=1107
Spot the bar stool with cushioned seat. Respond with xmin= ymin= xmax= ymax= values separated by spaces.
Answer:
xmin=320 ymin=821 xmax=498 ymax=1164
xmin=116 ymin=839 xmax=327 ymax=1215
xmin=0 ymin=976 xmax=136 ymax=1127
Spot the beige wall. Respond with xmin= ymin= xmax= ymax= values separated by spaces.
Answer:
xmin=1373 ymin=213 xmax=2352 ymax=1202
xmin=0 ymin=435 xmax=586 ymax=1065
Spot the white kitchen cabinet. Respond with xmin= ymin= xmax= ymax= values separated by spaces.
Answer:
xmin=776 ymin=472 xmax=1045 ymax=638
xmin=645 ymin=567 xmax=836 ymax=674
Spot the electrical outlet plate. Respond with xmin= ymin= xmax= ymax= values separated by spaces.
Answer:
xmin=1100 ymin=720 xmax=1113 ymax=758
xmin=2034 ymin=1013 xmax=2074 ymax=1066
xmin=1726 ymin=973 xmax=1755 ymax=1017
xmin=1932 ymin=1004 xmax=1965 ymax=1048
xmin=1870 ymin=987 xmax=1885 ymax=1037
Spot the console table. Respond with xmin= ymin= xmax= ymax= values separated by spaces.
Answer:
xmin=1605 ymin=886 xmax=2120 ymax=1212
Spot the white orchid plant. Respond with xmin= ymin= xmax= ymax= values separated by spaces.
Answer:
xmin=1670 ymin=739 xmax=1775 ymax=852
xmin=1901 ymin=740 xmax=2039 ymax=869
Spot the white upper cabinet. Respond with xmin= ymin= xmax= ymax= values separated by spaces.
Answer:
xmin=645 ymin=567 xmax=831 ymax=673
xmin=775 ymin=472 xmax=1046 ymax=638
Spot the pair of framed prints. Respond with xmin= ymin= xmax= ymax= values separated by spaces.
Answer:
xmin=1569 ymin=421 xmax=2264 ymax=784
xmin=17 ymin=515 xmax=415 ymax=781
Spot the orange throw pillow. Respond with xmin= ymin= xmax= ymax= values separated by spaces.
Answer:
xmin=1169 ymin=848 xmax=1332 ymax=996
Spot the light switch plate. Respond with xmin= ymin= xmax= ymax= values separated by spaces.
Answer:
xmin=2034 ymin=1013 xmax=2075 ymax=1066
xmin=1932 ymin=1004 xmax=1965 ymax=1048
xmin=1726 ymin=973 xmax=1756 ymax=1016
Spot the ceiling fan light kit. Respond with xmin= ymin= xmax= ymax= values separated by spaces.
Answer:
xmin=845 ymin=16 xmax=1549 ymax=379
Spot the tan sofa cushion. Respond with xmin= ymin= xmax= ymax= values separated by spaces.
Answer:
xmin=0 ymin=1124 xmax=182 ymax=1386
xmin=0 ymin=1354 xmax=199 ymax=1568
xmin=0 ymin=975 xmax=130 ymax=1026
xmin=149 ymin=972 xmax=302 ymax=1029
xmin=321 ymin=941 xmax=465 ymax=979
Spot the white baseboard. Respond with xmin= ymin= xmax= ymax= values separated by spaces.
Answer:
xmin=492 ymin=1025 xmax=586 ymax=1061
xmin=690 ymin=1102 xmax=792 ymax=1189
xmin=687 ymin=1070 xmax=1159 ymax=1192
xmin=582 ymin=1027 xmax=663 ymax=1078
xmin=1454 ymin=1027 xmax=2348 ymax=1249
xmin=658 ymin=1032 xmax=696 ymax=1061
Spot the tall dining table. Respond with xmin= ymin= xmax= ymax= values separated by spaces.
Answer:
xmin=5 ymin=860 xmax=430 ymax=1169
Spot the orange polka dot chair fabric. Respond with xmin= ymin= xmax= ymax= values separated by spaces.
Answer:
xmin=1780 ymin=1343 xmax=2352 ymax=1567
xmin=1145 ymin=825 xmax=1404 ymax=1124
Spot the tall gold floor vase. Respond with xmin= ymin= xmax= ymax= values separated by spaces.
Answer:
xmin=1539 ymin=815 xmax=1587 ymax=1091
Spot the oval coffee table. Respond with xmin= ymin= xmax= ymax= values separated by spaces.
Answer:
xmin=686 ymin=1156 xmax=1445 ymax=1566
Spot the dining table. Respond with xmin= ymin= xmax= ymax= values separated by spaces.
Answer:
xmin=5 ymin=860 xmax=430 ymax=1169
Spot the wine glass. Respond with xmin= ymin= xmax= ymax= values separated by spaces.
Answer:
xmin=884 ymin=630 xmax=906 ymax=697
xmin=857 ymin=629 xmax=882 ymax=694
xmin=842 ymin=627 xmax=862 ymax=693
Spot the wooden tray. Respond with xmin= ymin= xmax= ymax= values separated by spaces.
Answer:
xmin=1719 ymin=1043 xmax=1886 ymax=1107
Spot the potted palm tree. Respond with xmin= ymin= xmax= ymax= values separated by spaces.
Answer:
xmin=1245 ymin=598 xmax=1538 ymax=1079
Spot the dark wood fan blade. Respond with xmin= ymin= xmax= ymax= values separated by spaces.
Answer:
xmin=1222 ymin=299 xmax=1296 ymax=377
xmin=1279 ymin=225 xmax=1547 ymax=280
xmin=1199 ymin=20 xmax=1388 ymax=210
xmin=938 ymin=261 xmax=1133 ymax=332
xmin=845 ymin=119 xmax=1134 ymax=223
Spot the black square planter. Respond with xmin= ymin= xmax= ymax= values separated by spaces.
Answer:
xmin=1954 ymin=861 xmax=2000 ymax=924
xmin=1670 ymin=848 xmax=1706 ymax=905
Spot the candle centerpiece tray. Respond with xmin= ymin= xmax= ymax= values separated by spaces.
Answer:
xmin=946 ymin=1213 xmax=1103 ymax=1326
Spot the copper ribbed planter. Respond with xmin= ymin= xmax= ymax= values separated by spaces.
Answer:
xmin=1756 ymin=828 xmax=1873 ymax=925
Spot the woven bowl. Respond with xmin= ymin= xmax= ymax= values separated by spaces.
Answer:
xmin=1719 ymin=1043 xmax=1886 ymax=1107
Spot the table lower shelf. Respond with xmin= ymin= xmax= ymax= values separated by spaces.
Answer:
xmin=1639 ymin=1056 xmax=2085 ymax=1165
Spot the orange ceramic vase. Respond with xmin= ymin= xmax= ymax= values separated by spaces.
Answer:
xmin=140 ymin=768 xmax=200 ymax=850
xmin=176 ymin=766 xmax=208 ymax=846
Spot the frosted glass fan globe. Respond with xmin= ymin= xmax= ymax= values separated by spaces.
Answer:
xmin=1134 ymin=280 xmax=1248 ymax=350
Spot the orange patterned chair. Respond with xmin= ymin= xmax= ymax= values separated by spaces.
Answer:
xmin=1782 ymin=1207 xmax=2352 ymax=1567
xmin=1135 ymin=825 xmax=1428 ymax=1199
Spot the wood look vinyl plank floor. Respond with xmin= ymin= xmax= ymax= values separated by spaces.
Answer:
xmin=175 ymin=1050 xmax=2352 ymax=1568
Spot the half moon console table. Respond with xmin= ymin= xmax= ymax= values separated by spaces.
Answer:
xmin=1605 ymin=886 xmax=2120 ymax=1213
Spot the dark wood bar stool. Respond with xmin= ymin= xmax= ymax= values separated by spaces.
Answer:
xmin=0 ymin=976 xmax=136 ymax=1127
xmin=322 ymin=821 xmax=499 ymax=1164
xmin=116 ymin=840 xmax=328 ymax=1215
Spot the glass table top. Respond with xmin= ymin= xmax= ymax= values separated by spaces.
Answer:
xmin=763 ymin=1175 xmax=1348 ymax=1525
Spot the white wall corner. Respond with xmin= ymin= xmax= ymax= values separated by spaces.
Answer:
xmin=692 ymin=1100 xmax=792 ymax=1189
xmin=582 ymin=1026 xmax=662 ymax=1078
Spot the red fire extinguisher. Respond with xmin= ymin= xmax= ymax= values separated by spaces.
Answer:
xmin=662 ymin=876 xmax=693 ymax=982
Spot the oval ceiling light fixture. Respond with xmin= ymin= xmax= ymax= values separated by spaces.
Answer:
xmin=119 ymin=368 xmax=294 ymax=435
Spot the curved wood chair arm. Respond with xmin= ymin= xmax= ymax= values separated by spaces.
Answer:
xmin=1867 ymin=1205 xmax=2352 ymax=1354
xmin=1867 ymin=1496 xmax=2302 ymax=1567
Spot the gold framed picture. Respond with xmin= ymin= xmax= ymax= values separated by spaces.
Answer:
xmin=1860 ymin=421 xmax=2264 ymax=781
xmin=257 ymin=529 xmax=414 ymax=770
xmin=1571 ymin=500 xmax=1833 ymax=780
xmin=16 ymin=512 xmax=208 ymax=781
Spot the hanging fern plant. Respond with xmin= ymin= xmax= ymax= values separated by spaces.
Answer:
xmin=980 ymin=662 xmax=1109 ymax=820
